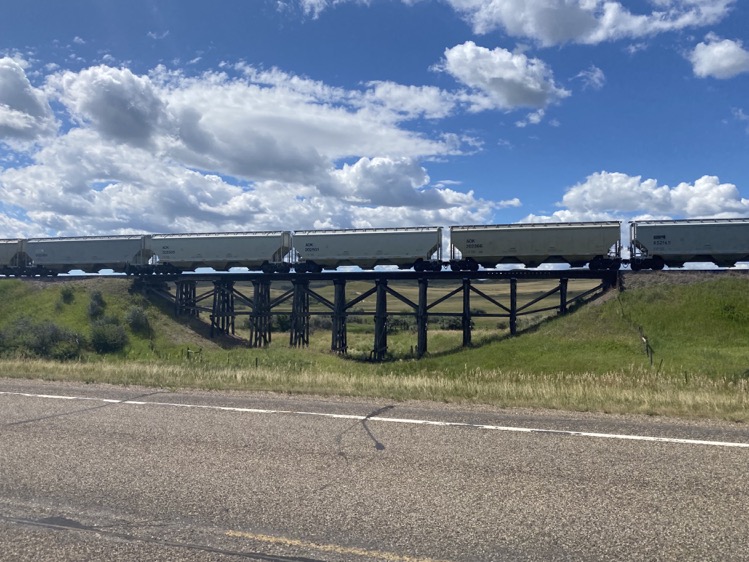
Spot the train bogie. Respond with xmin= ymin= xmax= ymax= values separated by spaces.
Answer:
xmin=293 ymin=227 xmax=442 ymax=272
xmin=150 ymin=231 xmax=292 ymax=273
xmin=630 ymin=219 xmax=749 ymax=268
xmin=25 ymin=236 xmax=150 ymax=274
xmin=450 ymin=222 xmax=621 ymax=270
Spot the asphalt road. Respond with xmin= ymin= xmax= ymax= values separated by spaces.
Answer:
xmin=1 ymin=378 xmax=748 ymax=561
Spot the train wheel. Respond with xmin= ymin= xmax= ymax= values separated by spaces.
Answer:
xmin=650 ymin=257 xmax=665 ymax=270
xmin=589 ymin=257 xmax=604 ymax=270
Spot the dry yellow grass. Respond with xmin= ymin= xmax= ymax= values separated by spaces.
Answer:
xmin=2 ymin=358 xmax=746 ymax=421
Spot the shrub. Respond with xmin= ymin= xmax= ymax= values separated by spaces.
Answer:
xmin=310 ymin=315 xmax=333 ymax=331
xmin=436 ymin=316 xmax=472 ymax=331
xmin=125 ymin=305 xmax=151 ymax=335
xmin=88 ymin=290 xmax=106 ymax=319
xmin=49 ymin=338 xmax=85 ymax=361
xmin=272 ymin=314 xmax=291 ymax=333
xmin=60 ymin=285 xmax=75 ymax=304
xmin=90 ymin=319 xmax=128 ymax=354
xmin=387 ymin=317 xmax=414 ymax=334
xmin=0 ymin=318 xmax=84 ymax=360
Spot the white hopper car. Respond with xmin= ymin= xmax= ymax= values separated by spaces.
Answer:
xmin=293 ymin=227 xmax=443 ymax=272
xmin=151 ymin=231 xmax=292 ymax=274
xmin=450 ymin=222 xmax=622 ymax=270
xmin=630 ymin=218 xmax=749 ymax=269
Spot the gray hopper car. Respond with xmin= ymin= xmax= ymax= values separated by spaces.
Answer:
xmin=0 ymin=240 xmax=28 ymax=275
xmin=630 ymin=219 xmax=749 ymax=269
xmin=25 ymin=235 xmax=151 ymax=275
xmin=293 ymin=227 xmax=443 ymax=272
xmin=450 ymin=222 xmax=621 ymax=270
xmin=150 ymin=231 xmax=292 ymax=273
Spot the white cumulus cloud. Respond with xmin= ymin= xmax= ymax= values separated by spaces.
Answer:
xmin=689 ymin=34 xmax=749 ymax=79
xmin=360 ymin=81 xmax=457 ymax=120
xmin=48 ymin=65 xmax=168 ymax=148
xmin=0 ymin=57 xmax=57 ymax=143
xmin=438 ymin=41 xmax=570 ymax=111
xmin=526 ymin=171 xmax=749 ymax=223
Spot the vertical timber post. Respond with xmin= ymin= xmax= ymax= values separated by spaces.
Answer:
xmin=372 ymin=278 xmax=388 ymax=361
xmin=510 ymin=278 xmax=518 ymax=335
xmin=249 ymin=279 xmax=272 ymax=348
xmin=210 ymin=280 xmax=235 ymax=337
xmin=462 ymin=278 xmax=472 ymax=347
xmin=416 ymin=277 xmax=428 ymax=358
xmin=175 ymin=280 xmax=198 ymax=318
xmin=331 ymin=279 xmax=347 ymax=354
xmin=560 ymin=278 xmax=569 ymax=314
xmin=290 ymin=279 xmax=310 ymax=348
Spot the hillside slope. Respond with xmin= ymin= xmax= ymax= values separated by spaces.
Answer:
xmin=0 ymin=273 xmax=747 ymax=419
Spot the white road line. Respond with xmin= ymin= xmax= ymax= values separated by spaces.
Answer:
xmin=2 ymin=390 xmax=748 ymax=449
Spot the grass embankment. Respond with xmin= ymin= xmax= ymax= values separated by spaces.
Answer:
xmin=0 ymin=275 xmax=747 ymax=420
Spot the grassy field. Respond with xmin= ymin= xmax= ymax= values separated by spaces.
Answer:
xmin=0 ymin=274 xmax=747 ymax=421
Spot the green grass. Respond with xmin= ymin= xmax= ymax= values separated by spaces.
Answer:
xmin=0 ymin=276 xmax=747 ymax=421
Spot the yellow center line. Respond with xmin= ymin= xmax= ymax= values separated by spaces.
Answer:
xmin=225 ymin=530 xmax=453 ymax=562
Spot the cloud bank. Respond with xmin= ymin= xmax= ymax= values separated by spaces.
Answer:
xmin=0 ymin=58 xmax=512 ymax=237
xmin=525 ymin=172 xmax=749 ymax=222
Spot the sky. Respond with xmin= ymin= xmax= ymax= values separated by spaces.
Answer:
xmin=1 ymin=0 xmax=748 ymax=238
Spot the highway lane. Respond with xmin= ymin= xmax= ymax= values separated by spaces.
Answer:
xmin=1 ymin=378 xmax=748 ymax=561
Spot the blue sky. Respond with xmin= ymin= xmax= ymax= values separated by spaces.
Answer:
xmin=1 ymin=0 xmax=748 ymax=237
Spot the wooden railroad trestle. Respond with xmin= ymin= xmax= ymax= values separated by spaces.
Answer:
xmin=143 ymin=270 xmax=617 ymax=360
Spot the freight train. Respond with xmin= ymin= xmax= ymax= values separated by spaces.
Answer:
xmin=1 ymin=219 xmax=748 ymax=276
